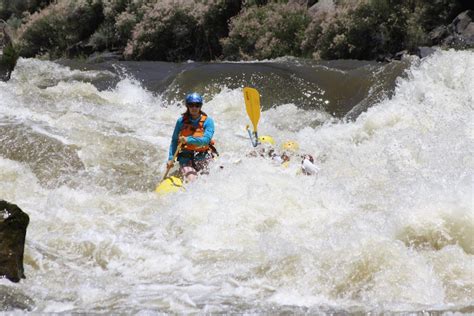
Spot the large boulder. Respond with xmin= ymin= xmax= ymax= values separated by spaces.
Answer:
xmin=0 ymin=22 xmax=18 ymax=81
xmin=0 ymin=200 xmax=29 ymax=283
xmin=430 ymin=10 xmax=474 ymax=49
xmin=0 ymin=65 xmax=10 ymax=81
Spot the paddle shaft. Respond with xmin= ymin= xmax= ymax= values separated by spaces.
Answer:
xmin=162 ymin=142 xmax=182 ymax=181
xmin=247 ymin=126 xmax=258 ymax=147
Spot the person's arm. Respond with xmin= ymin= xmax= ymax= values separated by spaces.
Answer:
xmin=186 ymin=117 xmax=215 ymax=147
xmin=168 ymin=118 xmax=183 ymax=161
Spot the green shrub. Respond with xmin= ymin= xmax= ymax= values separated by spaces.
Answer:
xmin=0 ymin=0 xmax=54 ymax=20
xmin=10 ymin=0 xmax=470 ymax=62
xmin=0 ymin=42 xmax=19 ymax=69
xmin=221 ymin=2 xmax=310 ymax=60
xmin=88 ymin=0 xmax=134 ymax=51
xmin=18 ymin=10 xmax=67 ymax=57
xmin=17 ymin=0 xmax=103 ymax=58
xmin=88 ymin=22 xmax=116 ymax=51
xmin=243 ymin=0 xmax=270 ymax=7
xmin=305 ymin=0 xmax=471 ymax=60
xmin=418 ymin=0 xmax=465 ymax=31
xmin=404 ymin=4 xmax=428 ymax=51
xmin=124 ymin=2 xmax=200 ymax=61
xmin=124 ymin=0 xmax=242 ymax=61
xmin=198 ymin=0 xmax=242 ymax=60
xmin=114 ymin=11 xmax=137 ymax=46
xmin=311 ymin=0 xmax=424 ymax=60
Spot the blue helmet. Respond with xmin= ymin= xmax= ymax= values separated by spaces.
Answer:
xmin=185 ymin=92 xmax=203 ymax=104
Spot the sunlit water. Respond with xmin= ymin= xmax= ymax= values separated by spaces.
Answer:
xmin=0 ymin=50 xmax=473 ymax=313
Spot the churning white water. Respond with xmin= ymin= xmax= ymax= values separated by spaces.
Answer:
xmin=0 ymin=50 xmax=472 ymax=313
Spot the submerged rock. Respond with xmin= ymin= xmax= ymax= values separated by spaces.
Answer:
xmin=0 ymin=285 xmax=34 ymax=311
xmin=0 ymin=200 xmax=29 ymax=283
xmin=0 ymin=123 xmax=85 ymax=188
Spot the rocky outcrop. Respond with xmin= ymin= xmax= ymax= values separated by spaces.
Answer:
xmin=0 ymin=200 xmax=29 ymax=283
xmin=0 ymin=20 xmax=10 ymax=49
xmin=0 ymin=21 xmax=18 ymax=81
xmin=431 ymin=10 xmax=474 ymax=49
xmin=379 ymin=10 xmax=473 ymax=62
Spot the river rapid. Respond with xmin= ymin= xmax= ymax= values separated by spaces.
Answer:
xmin=0 ymin=50 xmax=472 ymax=313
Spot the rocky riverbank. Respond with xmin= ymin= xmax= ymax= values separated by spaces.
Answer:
xmin=0 ymin=0 xmax=472 ymax=69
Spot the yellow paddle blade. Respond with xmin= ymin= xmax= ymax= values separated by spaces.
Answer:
xmin=155 ymin=176 xmax=184 ymax=195
xmin=243 ymin=87 xmax=260 ymax=132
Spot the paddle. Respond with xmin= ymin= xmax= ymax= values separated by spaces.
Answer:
xmin=155 ymin=142 xmax=184 ymax=194
xmin=161 ymin=142 xmax=183 ymax=181
xmin=243 ymin=87 xmax=261 ymax=147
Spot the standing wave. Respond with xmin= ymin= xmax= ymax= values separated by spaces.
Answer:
xmin=0 ymin=50 xmax=472 ymax=313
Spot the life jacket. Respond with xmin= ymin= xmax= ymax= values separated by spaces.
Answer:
xmin=179 ymin=112 xmax=217 ymax=154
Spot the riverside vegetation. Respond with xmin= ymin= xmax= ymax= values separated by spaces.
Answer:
xmin=0 ymin=0 xmax=472 ymax=65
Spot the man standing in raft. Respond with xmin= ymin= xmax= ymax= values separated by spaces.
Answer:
xmin=167 ymin=92 xmax=216 ymax=182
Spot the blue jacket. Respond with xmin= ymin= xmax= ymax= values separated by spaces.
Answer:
xmin=168 ymin=114 xmax=215 ymax=165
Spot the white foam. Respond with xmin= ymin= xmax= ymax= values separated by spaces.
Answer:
xmin=0 ymin=50 xmax=472 ymax=313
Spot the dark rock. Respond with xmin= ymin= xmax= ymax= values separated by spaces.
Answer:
xmin=440 ymin=10 xmax=474 ymax=48
xmin=0 ymin=63 xmax=11 ymax=81
xmin=0 ymin=200 xmax=29 ymax=283
xmin=452 ymin=10 xmax=474 ymax=35
xmin=429 ymin=25 xmax=449 ymax=45
xmin=376 ymin=53 xmax=393 ymax=63
xmin=393 ymin=50 xmax=409 ymax=60
xmin=416 ymin=46 xmax=437 ymax=59
xmin=86 ymin=51 xmax=123 ymax=63
xmin=66 ymin=40 xmax=95 ymax=58
xmin=376 ymin=50 xmax=410 ymax=63
xmin=0 ymin=22 xmax=18 ymax=81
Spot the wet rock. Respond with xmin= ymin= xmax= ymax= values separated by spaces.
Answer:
xmin=416 ymin=46 xmax=437 ymax=59
xmin=0 ymin=23 xmax=15 ymax=81
xmin=0 ymin=63 xmax=10 ymax=81
xmin=431 ymin=10 xmax=474 ymax=48
xmin=0 ymin=21 xmax=19 ymax=81
xmin=393 ymin=50 xmax=409 ymax=60
xmin=376 ymin=54 xmax=393 ymax=63
xmin=86 ymin=51 xmax=123 ymax=63
xmin=453 ymin=10 xmax=474 ymax=35
xmin=0 ymin=200 xmax=29 ymax=283
xmin=446 ymin=10 xmax=474 ymax=47
xmin=429 ymin=25 xmax=449 ymax=45
xmin=0 ymin=285 xmax=34 ymax=311
xmin=66 ymin=40 xmax=95 ymax=58
xmin=376 ymin=50 xmax=409 ymax=62
xmin=0 ymin=123 xmax=85 ymax=188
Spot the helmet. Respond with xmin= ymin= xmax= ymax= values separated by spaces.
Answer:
xmin=185 ymin=92 xmax=203 ymax=104
xmin=258 ymin=135 xmax=275 ymax=145
xmin=282 ymin=141 xmax=299 ymax=152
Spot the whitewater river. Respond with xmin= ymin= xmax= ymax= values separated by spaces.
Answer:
xmin=0 ymin=50 xmax=472 ymax=313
